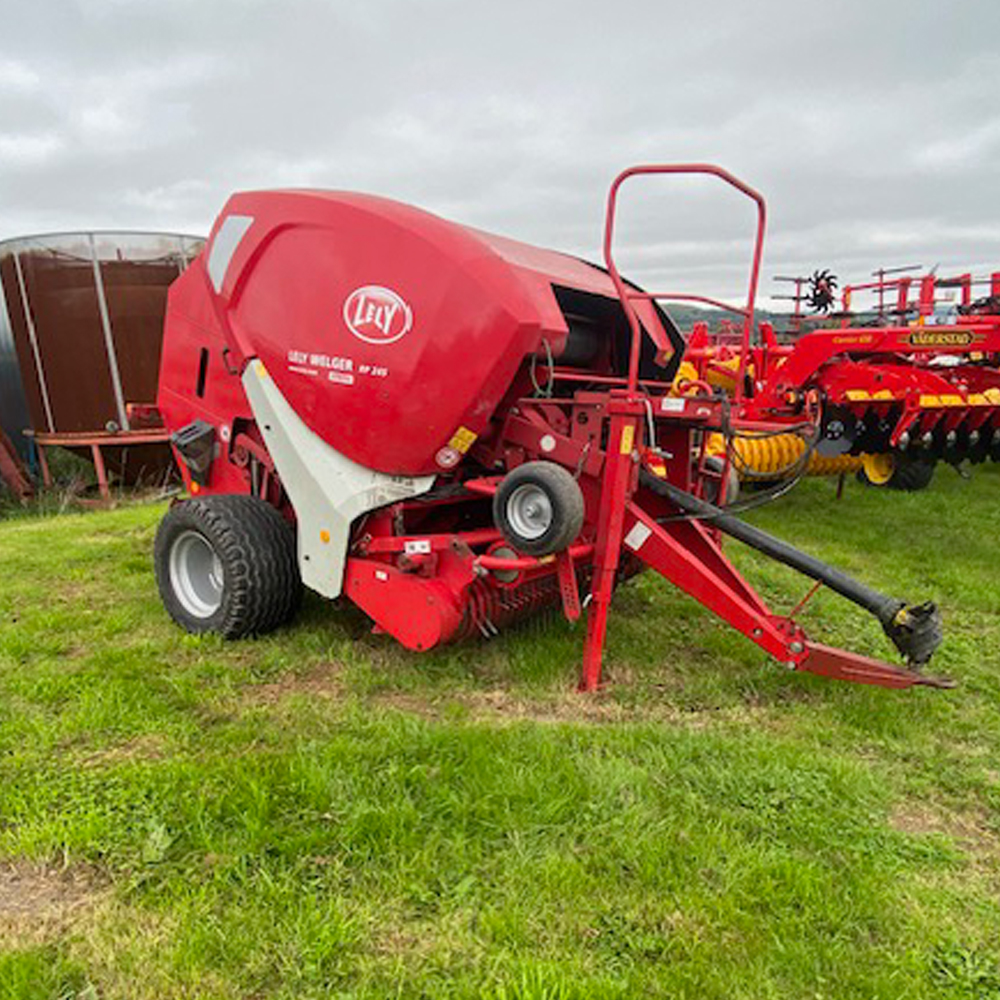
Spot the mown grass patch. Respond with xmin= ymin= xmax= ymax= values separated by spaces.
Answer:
xmin=1 ymin=467 xmax=999 ymax=997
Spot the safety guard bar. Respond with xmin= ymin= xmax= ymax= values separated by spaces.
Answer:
xmin=602 ymin=163 xmax=768 ymax=403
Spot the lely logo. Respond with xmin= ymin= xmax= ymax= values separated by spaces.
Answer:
xmin=343 ymin=285 xmax=413 ymax=345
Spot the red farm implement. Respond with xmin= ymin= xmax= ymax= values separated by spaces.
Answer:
xmin=152 ymin=164 xmax=950 ymax=692
xmin=683 ymin=266 xmax=1000 ymax=490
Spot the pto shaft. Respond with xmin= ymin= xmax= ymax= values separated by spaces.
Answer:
xmin=637 ymin=471 xmax=942 ymax=667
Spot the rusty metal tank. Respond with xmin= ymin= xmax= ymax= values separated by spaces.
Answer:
xmin=0 ymin=231 xmax=203 ymax=479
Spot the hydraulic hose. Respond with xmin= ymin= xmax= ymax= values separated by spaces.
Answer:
xmin=637 ymin=471 xmax=942 ymax=666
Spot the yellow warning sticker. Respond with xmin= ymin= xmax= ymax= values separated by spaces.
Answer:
xmin=620 ymin=425 xmax=635 ymax=455
xmin=448 ymin=425 xmax=478 ymax=454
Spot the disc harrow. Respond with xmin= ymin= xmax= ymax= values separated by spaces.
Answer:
xmin=682 ymin=267 xmax=1000 ymax=489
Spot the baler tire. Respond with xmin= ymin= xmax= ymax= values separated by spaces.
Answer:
xmin=154 ymin=494 xmax=301 ymax=638
xmin=493 ymin=461 xmax=585 ymax=557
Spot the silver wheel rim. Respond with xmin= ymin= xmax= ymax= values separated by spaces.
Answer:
xmin=169 ymin=530 xmax=224 ymax=619
xmin=506 ymin=483 xmax=553 ymax=541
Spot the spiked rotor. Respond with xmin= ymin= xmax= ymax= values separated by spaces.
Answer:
xmin=807 ymin=268 xmax=838 ymax=313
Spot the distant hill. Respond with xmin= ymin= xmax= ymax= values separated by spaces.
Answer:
xmin=662 ymin=302 xmax=793 ymax=335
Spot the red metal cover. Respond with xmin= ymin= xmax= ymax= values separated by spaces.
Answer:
xmin=163 ymin=191 xmax=672 ymax=476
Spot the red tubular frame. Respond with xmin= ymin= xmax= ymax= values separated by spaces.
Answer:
xmin=25 ymin=428 xmax=171 ymax=502
xmin=577 ymin=165 xmax=771 ymax=690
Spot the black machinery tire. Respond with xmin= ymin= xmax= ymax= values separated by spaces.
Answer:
xmin=154 ymin=494 xmax=301 ymax=638
xmin=493 ymin=460 xmax=585 ymax=556
xmin=888 ymin=457 xmax=936 ymax=492
xmin=858 ymin=455 xmax=936 ymax=492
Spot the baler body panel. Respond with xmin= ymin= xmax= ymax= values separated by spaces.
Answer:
xmin=158 ymin=258 xmax=255 ymax=496
xmin=242 ymin=361 xmax=435 ymax=598
xmin=163 ymin=190 xmax=667 ymax=478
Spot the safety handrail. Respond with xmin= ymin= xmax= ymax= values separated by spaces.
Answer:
xmin=626 ymin=291 xmax=750 ymax=317
xmin=602 ymin=163 xmax=768 ymax=401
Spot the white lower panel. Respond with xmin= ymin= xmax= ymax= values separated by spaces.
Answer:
xmin=242 ymin=361 xmax=435 ymax=598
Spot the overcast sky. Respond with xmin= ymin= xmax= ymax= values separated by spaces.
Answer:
xmin=2 ymin=0 xmax=999 ymax=309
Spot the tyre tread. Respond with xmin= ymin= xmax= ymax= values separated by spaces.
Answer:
xmin=154 ymin=494 xmax=301 ymax=638
xmin=493 ymin=461 xmax=585 ymax=556
xmin=888 ymin=458 xmax=936 ymax=492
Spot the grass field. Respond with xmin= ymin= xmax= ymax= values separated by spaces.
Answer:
xmin=1 ymin=467 xmax=999 ymax=999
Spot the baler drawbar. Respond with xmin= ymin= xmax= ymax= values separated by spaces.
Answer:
xmin=153 ymin=163 xmax=950 ymax=691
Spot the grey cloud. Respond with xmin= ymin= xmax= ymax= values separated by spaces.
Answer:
xmin=2 ymin=0 xmax=999 ymax=308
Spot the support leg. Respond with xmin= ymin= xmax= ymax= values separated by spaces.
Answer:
xmin=37 ymin=443 xmax=52 ymax=488
xmin=91 ymin=443 xmax=110 ymax=501
xmin=580 ymin=594 xmax=611 ymax=691
xmin=579 ymin=401 xmax=642 ymax=691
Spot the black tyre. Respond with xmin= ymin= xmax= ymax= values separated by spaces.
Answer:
xmin=857 ymin=455 xmax=936 ymax=492
xmin=154 ymin=494 xmax=301 ymax=638
xmin=702 ymin=455 xmax=740 ymax=506
xmin=493 ymin=461 xmax=585 ymax=556
xmin=888 ymin=457 xmax=936 ymax=492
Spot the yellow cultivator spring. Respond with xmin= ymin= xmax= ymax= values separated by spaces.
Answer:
xmin=707 ymin=432 xmax=863 ymax=480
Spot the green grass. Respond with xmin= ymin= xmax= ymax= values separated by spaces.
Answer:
xmin=1 ymin=467 xmax=999 ymax=998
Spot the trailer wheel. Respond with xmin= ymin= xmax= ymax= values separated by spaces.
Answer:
xmin=702 ymin=455 xmax=740 ymax=506
xmin=154 ymin=494 xmax=301 ymax=638
xmin=493 ymin=461 xmax=585 ymax=556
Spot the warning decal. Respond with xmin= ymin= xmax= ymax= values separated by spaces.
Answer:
xmin=448 ymin=426 xmax=478 ymax=453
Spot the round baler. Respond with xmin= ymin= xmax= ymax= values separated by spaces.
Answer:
xmin=154 ymin=164 xmax=949 ymax=691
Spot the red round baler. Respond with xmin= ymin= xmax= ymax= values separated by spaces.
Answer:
xmin=154 ymin=165 xmax=948 ymax=691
